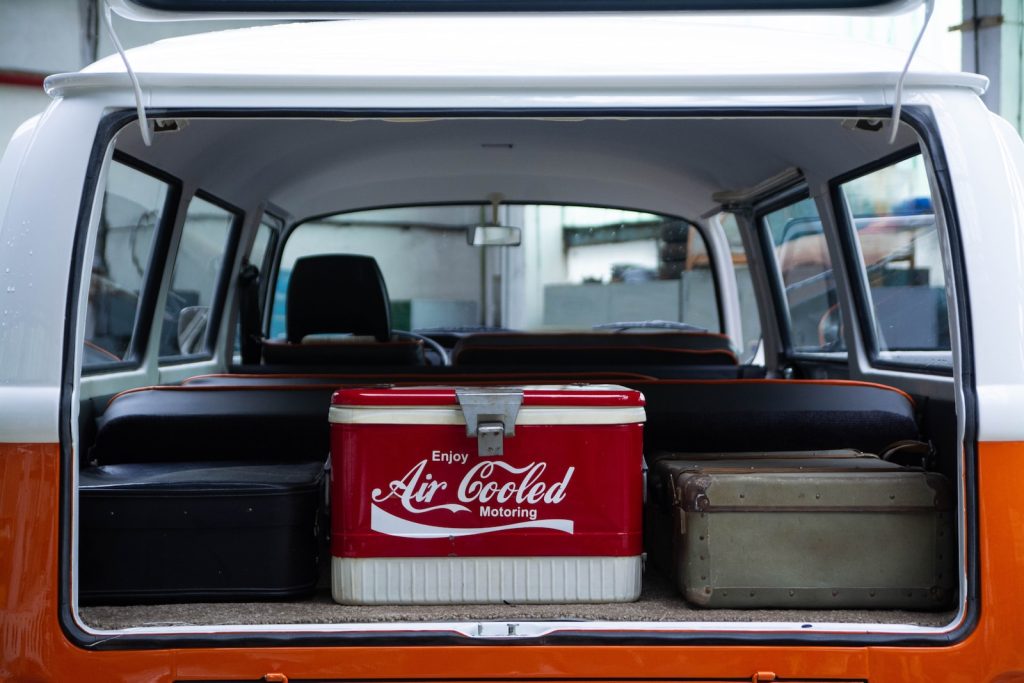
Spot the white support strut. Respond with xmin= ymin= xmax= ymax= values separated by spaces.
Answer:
xmin=890 ymin=0 xmax=936 ymax=145
xmin=102 ymin=0 xmax=152 ymax=147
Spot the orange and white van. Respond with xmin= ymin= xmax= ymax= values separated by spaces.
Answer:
xmin=2 ymin=0 xmax=1022 ymax=680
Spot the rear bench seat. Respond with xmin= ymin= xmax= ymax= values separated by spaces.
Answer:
xmin=87 ymin=374 xmax=662 ymax=466
xmin=89 ymin=385 xmax=338 ymax=464
xmin=88 ymin=378 xmax=919 ymax=467
xmin=632 ymin=379 xmax=919 ymax=455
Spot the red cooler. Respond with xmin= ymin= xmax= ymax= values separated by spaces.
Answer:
xmin=329 ymin=385 xmax=645 ymax=605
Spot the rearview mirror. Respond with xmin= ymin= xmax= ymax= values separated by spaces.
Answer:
xmin=467 ymin=225 xmax=522 ymax=247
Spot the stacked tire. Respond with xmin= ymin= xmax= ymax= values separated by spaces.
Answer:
xmin=659 ymin=222 xmax=689 ymax=280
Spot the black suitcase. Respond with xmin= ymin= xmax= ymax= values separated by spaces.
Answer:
xmin=79 ymin=460 xmax=325 ymax=604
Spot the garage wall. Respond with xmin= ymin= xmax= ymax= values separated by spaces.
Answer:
xmin=0 ymin=0 xmax=272 ymax=159
xmin=0 ymin=0 xmax=90 ymax=154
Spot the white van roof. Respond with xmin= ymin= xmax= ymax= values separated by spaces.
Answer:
xmin=46 ymin=17 xmax=987 ymax=97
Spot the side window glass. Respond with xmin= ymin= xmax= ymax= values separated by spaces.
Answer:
xmin=159 ymin=195 xmax=236 ymax=360
xmin=763 ymin=197 xmax=846 ymax=354
xmin=83 ymin=160 xmax=170 ymax=369
xmin=839 ymin=155 xmax=950 ymax=359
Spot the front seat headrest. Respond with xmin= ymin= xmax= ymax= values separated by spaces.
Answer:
xmin=286 ymin=254 xmax=391 ymax=343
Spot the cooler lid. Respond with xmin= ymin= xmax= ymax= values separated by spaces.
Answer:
xmin=331 ymin=384 xmax=644 ymax=408
xmin=329 ymin=385 xmax=646 ymax=437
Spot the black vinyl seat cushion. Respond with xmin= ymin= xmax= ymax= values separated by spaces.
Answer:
xmin=633 ymin=380 xmax=920 ymax=455
xmin=90 ymin=386 xmax=338 ymax=465
xmin=91 ymin=378 xmax=917 ymax=467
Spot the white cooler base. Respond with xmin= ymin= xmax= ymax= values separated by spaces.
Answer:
xmin=332 ymin=555 xmax=642 ymax=605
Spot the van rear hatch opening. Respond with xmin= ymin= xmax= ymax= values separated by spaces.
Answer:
xmin=68 ymin=109 xmax=968 ymax=644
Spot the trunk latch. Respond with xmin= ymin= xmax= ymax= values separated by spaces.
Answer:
xmin=456 ymin=388 xmax=524 ymax=457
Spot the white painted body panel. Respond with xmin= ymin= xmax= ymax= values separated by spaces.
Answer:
xmin=49 ymin=17 xmax=985 ymax=95
xmin=929 ymin=96 xmax=1024 ymax=441
xmin=0 ymin=14 xmax=1015 ymax=644
xmin=0 ymin=15 xmax=1016 ymax=450
xmin=0 ymin=98 xmax=107 ymax=442
xmin=78 ymin=17 xmax=950 ymax=78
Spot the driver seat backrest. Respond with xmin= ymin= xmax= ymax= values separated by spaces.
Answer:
xmin=261 ymin=254 xmax=424 ymax=366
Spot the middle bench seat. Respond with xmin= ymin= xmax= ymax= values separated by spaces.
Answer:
xmin=89 ymin=374 xmax=663 ymax=466
xmin=179 ymin=371 xmax=660 ymax=387
xmin=449 ymin=332 xmax=742 ymax=379
xmin=451 ymin=331 xmax=738 ymax=364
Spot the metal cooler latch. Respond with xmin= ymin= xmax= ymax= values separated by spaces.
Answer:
xmin=455 ymin=388 xmax=524 ymax=457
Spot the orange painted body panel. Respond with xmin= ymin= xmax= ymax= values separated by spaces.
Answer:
xmin=3 ymin=441 xmax=1024 ymax=682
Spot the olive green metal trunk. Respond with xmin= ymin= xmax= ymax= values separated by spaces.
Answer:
xmin=653 ymin=454 xmax=955 ymax=609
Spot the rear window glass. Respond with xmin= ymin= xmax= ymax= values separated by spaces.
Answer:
xmin=83 ymin=159 xmax=171 ymax=368
xmin=272 ymin=204 xmax=719 ymax=337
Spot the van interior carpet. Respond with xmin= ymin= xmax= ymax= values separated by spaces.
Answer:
xmin=79 ymin=568 xmax=956 ymax=630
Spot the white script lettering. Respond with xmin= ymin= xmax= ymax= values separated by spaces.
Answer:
xmin=372 ymin=459 xmax=575 ymax=515
xmin=457 ymin=461 xmax=575 ymax=505
xmin=371 ymin=460 xmax=467 ymax=514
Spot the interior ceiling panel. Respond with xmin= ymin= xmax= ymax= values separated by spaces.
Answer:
xmin=117 ymin=116 xmax=917 ymax=220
